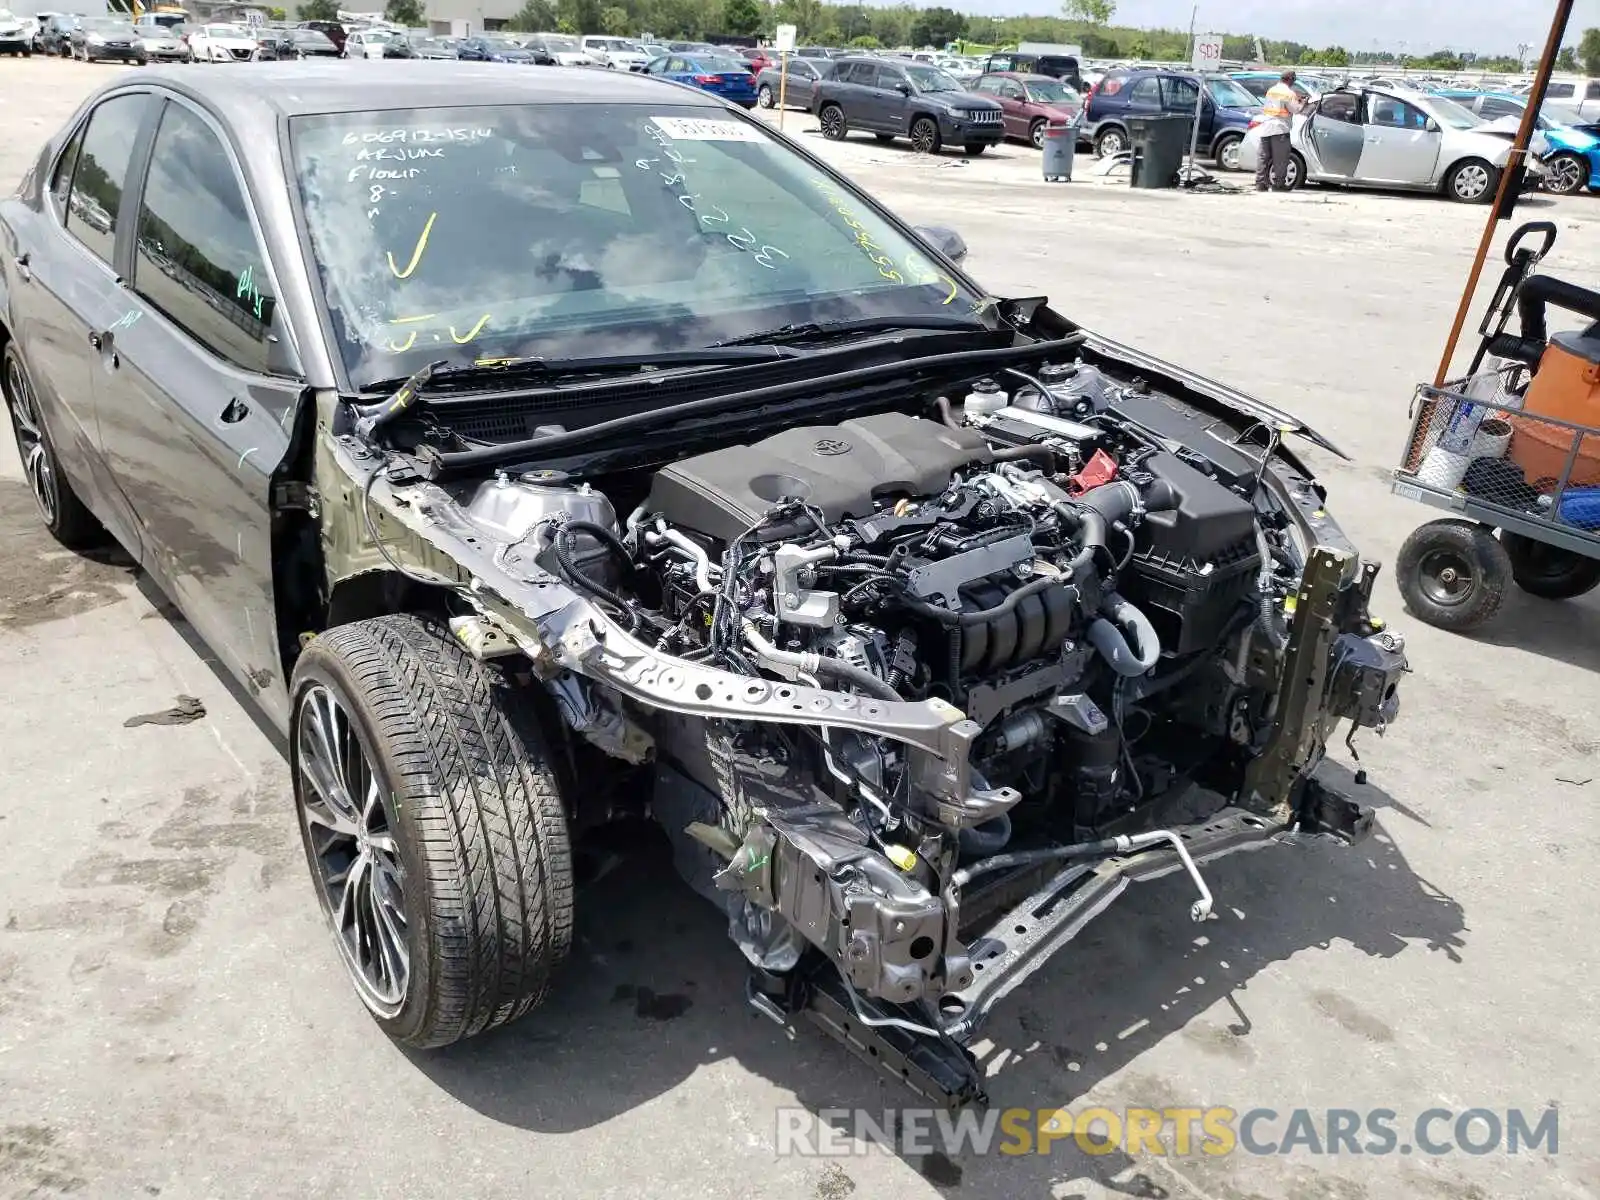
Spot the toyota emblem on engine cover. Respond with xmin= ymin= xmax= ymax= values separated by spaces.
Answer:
xmin=813 ymin=438 xmax=851 ymax=456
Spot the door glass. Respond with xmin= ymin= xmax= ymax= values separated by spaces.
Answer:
xmin=64 ymin=93 xmax=150 ymax=268
xmin=973 ymin=76 xmax=999 ymax=94
xmin=1129 ymin=77 xmax=1160 ymax=105
xmin=1318 ymin=93 xmax=1360 ymax=123
xmin=1162 ymin=76 xmax=1199 ymax=111
xmin=1546 ymin=83 xmax=1574 ymax=99
xmin=1587 ymin=81 xmax=1600 ymax=100
xmin=131 ymin=102 xmax=277 ymax=374
xmin=1001 ymin=83 xmax=1024 ymax=100
xmin=1478 ymin=97 xmax=1522 ymax=119
xmin=875 ymin=66 xmax=901 ymax=90
xmin=988 ymin=55 xmax=1012 ymax=72
xmin=1367 ymin=97 xmax=1426 ymax=130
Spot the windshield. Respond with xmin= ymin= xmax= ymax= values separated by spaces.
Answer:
xmin=1424 ymin=94 xmax=1482 ymax=129
xmin=1024 ymin=78 xmax=1078 ymax=104
xmin=204 ymin=23 xmax=245 ymax=36
xmin=906 ymin=65 xmax=961 ymax=93
xmin=290 ymin=103 xmax=986 ymax=387
xmin=1206 ymin=77 xmax=1258 ymax=108
xmin=98 ymin=20 xmax=136 ymax=35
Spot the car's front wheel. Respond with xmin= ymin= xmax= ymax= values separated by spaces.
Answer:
xmin=1542 ymin=151 xmax=1588 ymax=196
xmin=2 ymin=344 xmax=102 ymax=549
xmin=757 ymin=83 xmax=774 ymax=107
xmin=819 ymin=102 xmax=847 ymax=140
xmin=1030 ymin=118 xmax=1047 ymax=149
xmin=290 ymin=613 xmax=575 ymax=1048
xmin=1094 ymin=125 xmax=1126 ymax=158
xmin=1445 ymin=157 xmax=1498 ymax=204
xmin=910 ymin=116 xmax=941 ymax=154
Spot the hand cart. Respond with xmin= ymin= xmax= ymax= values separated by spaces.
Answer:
xmin=1391 ymin=220 xmax=1600 ymax=631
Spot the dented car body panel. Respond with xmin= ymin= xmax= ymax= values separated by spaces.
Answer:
xmin=1 ymin=63 xmax=1407 ymax=1106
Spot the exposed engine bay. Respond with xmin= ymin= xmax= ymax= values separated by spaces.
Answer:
xmin=325 ymin=347 xmax=1408 ymax=1106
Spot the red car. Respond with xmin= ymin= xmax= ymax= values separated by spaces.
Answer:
xmin=740 ymin=46 xmax=773 ymax=73
xmin=971 ymin=71 xmax=1083 ymax=148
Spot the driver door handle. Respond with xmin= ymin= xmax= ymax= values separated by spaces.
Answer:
xmin=13 ymin=252 xmax=30 ymax=282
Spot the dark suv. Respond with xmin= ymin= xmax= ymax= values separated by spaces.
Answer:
xmin=813 ymin=57 xmax=1004 ymax=155
xmin=1084 ymin=68 xmax=1262 ymax=169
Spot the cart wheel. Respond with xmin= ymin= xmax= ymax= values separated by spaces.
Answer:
xmin=1397 ymin=519 xmax=1511 ymax=631
xmin=1499 ymin=531 xmax=1600 ymax=600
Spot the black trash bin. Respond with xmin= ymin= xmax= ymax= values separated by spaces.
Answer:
xmin=1125 ymin=113 xmax=1192 ymax=189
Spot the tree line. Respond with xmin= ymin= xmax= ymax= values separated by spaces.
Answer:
xmin=294 ymin=0 xmax=1600 ymax=78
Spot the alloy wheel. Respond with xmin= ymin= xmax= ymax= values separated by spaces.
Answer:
xmin=1453 ymin=163 xmax=1490 ymax=202
xmin=1098 ymin=129 xmax=1125 ymax=157
xmin=758 ymin=85 xmax=773 ymax=108
xmin=4 ymin=356 xmax=58 ymax=525
xmin=1547 ymin=153 xmax=1585 ymax=195
xmin=820 ymin=106 xmax=844 ymax=139
xmin=1218 ymin=138 xmax=1241 ymax=171
xmin=1031 ymin=121 xmax=1046 ymax=149
xmin=294 ymin=683 xmax=411 ymax=1017
xmin=911 ymin=119 xmax=938 ymax=153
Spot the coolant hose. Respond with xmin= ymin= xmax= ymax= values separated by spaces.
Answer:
xmin=741 ymin=621 xmax=902 ymax=702
xmin=1087 ymin=591 xmax=1160 ymax=676
xmin=958 ymin=813 xmax=1012 ymax=858
xmin=553 ymin=521 xmax=640 ymax=632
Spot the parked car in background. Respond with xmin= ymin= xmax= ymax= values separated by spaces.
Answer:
xmin=1237 ymin=85 xmax=1549 ymax=202
xmin=257 ymin=26 xmax=339 ymax=60
xmin=523 ymin=33 xmax=593 ymax=66
xmin=644 ymin=51 xmax=758 ymax=108
xmin=456 ymin=34 xmax=535 ymax=63
xmin=344 ymin=27 xmax=413 ymax=59
xmin=1430 ymin=89 xmax=1600 ymax=195
xmin=1230 ymin=70 xmax=1315 ymax=101
xmin=580 ymin=35 xmax=648 ymax=70
xmin=667 ymin=40 xmax=718 ymax=54
xmin=411 ymin=35 xmax=458 ymax=59
xmin=297 ymin=19 xmax=346 ymax=54
xmin=981 ymin=48 xmax=1082 ymax=91
xmin=38 ymin=12 xmax=77 ymax=54
xmin=813 ymin=57 xmax=1004 ymax=155
xmin=1084 ymin=69 xmax=1261 ymax=169
xmin=1540 ymin=78 xmax=1600 ymax=118
xmin=139 ymin=26 xmax=189 ymax=60
xmin=739 ymin=46 xmax=772 ymax=73
xmin=186 ymin=22 xmax=258 ymax=62
xmin=70 ymin=17 xmax=146 ymax=63
xmin=971 ymin=71 xmax=1081 ymax=148
xmin=795 ymin=44 xmax=835 ymax=58
xmin=754 ymin=55 xmax=834 ymax=110
xmin=0 ymin=8 xmax=31 ymax=55
xmin=25 ymin=9 xmax=59 ymax=51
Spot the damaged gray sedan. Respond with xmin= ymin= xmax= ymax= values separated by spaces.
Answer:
xmin=0 ymin=63 xmax=1407 ymax=1105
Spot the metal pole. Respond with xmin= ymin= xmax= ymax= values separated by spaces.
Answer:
xmin=778 ymin=50 xmax=788 ymax=131
xmin=1432 ymin=0 xmax=1574 ymax=386
xmin=1184 ymin=9 xmax=1202 ymax=185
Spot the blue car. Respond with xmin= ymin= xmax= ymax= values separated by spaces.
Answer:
xmin=1432 ymin=89 xmax=1600 ymax=195
xmin=1084 ymin=68 xmax=1261 ymax=169
xmin=644 ymin=52 xmax=759 ymax=108
xmin=457 ymin=34 xmax=537 ymax=64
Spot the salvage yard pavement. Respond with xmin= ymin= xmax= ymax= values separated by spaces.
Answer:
xmin=1 ymin=59 xmax=1597 ymax=1200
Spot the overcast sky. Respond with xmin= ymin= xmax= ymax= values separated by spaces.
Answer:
xmin=974 ymin=0 xmax=1600 ymax=56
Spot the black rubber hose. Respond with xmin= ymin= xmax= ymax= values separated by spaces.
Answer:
xmin=812 ymin=654 xmax=903 ymax=702
xmin=936 ymin=394 xmax=962 ymax=430
xmin=553 ymin=521 xmax=640 ymax=632
xmin=989 ymin=443 xmax=1057 ymax=467
xmin=1518 ymin=273 xmax=1600 ymax=345
xmin=958 ymin=813 xmax=1012 ymax=858
xmin=895 ymin=575 xmax=1066 ymax=626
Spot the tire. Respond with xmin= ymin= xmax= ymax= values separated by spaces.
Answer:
xmin=1500 ymin=530 xmax=1600 ymax=599
xmin=290 ymin=614 xmax=575 ymax=1049
xmin=1030 ymin=118 xmax=1047 ymax=149
xmin=819 ymin=102 xmax=847 ymax=141
xmin=910 ymin=116 xmax=941 ymax=154
xmin=1445 ymin=157 xmax=1498 ymax=204
xmin=1542 ymin=151 xmax=1588 ymax=197
xmin=1282 ymin=151 xmax=1305 ymax=191
xmin=1397 ymin=519 xmax=1511 ymax=631
xmin=2 ymin=344 xmax=102 ymax=550
xmin=964 ymin=142 xmax=986 ymax=156
xmin=1213 ymin=132 xmax=1243 ymax=172
xmin=1095 ymin=125 xmax=1126 ymax=158
xmin=757 ymin=83 xmax=773 ymax=108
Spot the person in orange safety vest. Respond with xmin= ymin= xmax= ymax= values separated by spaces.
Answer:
xmin=1256 ymin=70 xmax=1305 ymax=192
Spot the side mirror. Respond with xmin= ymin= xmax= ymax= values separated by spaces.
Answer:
xmin=915 ymin=224 xmax=967 ymax=263
xmin=1424 ymin=117 xmax=1441 ymax=133
xmin=895 ymin=81 xmax=912 ymax=95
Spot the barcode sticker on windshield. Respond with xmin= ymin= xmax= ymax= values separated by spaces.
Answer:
xmin=650 ymin=117 xmax=765 ymax=141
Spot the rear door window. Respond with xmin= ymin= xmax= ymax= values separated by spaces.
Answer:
xmin=1318 ymin=92 xmax=1360 ymax=123
xmin=1587 ymin=81 xmax=1600 ymax=100
xmin=1128 ymin=76 xmax=1160 ymax=106
xmin=62 ymin=93 xmax=150 ymax=268
xmin=1162 ymin=76 xmax=1199 ymax=111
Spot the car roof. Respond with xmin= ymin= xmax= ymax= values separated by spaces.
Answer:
xmin=120 ymin=60 xmax=726 ymax=118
